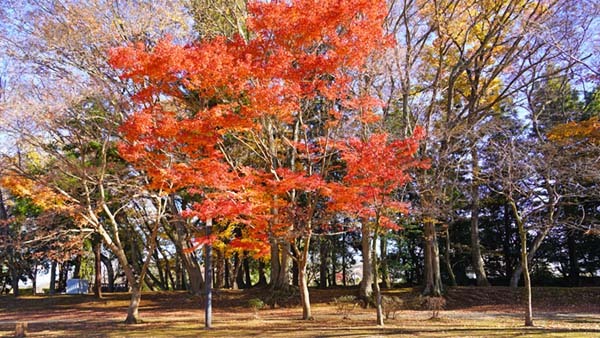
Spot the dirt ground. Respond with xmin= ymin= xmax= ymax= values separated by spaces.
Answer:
xmin=1 ymin=287 xmax=599 ymax=337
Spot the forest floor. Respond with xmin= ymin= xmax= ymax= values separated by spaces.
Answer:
xmin=1 ymin=286 xmax=599 ymax=337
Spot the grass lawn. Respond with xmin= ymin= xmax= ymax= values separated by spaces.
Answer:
xmin=1 ymin=287 xmax=599 ymax=337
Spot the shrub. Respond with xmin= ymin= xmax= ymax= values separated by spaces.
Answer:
xmin=264 ymin=288 xmax=298 ymax=309
xmin=382 ymin=296 xmax=404 ymax=320
xmin=423 ymin=296 xmax=446 ymax=319
xmin=333 ymin=295 xmax=358 ymax=319
xmin=248 ymin=298 xmax=265 ymax=318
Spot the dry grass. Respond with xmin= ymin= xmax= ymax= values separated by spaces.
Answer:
xmin=0 ymin=287 xmax=599 ymax=337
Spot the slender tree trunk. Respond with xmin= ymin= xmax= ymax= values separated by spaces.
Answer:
xmin=518 ymin=220 xmax=533 ymax=326
xmin=380 ymin=236 xmax=391 ymax=289
xmin=93 ymin=238 xmax=103 ymax=298
xmin=235 ymin=253 xmax=245 ymax=289
xmin=270 ymin=238 xmax=281 ymax=288
xmin=153 ymin=251 xmax=166 ymax=290
xmin=510 ymin=225 xmax=551 ymax=287
xmin=359 ymin=225 xmax=373 ymax=302
xmin=372 ymin=227 xmax=383 ymax=326
xmin=73 ymin=255 xmax=82 ymax=279
xmin=432 ymin=228 xmax=442 ymax=294
xmin=269 ymin=192 xmax=289 ymax=290
xmin=101 ymin=255 xmax=115 ymax=292
xmin=330 ymin=240 xmax=337 ymax=287
xmin=423 ymin=220 xmax=442 ymax=296
xmin=216 ymin=249 xmax=225 ymax=289
xmin=204 ymin=219 xmax=213 ymax=329
xmin=57 ymin=262 xmax=69 ymax=292
xmin=410 ymin=239 xmax=420 ymax=285
xmin=244 ymin=256 xmax=252 ymax=288
xmin=157 ymin=246 xmax=174 ymax=290
xmin=509 ymin=201 xmax=534 ymax=326
xmin=31 ymin=266 xmax=37 ymax=296
xmin=292 ymin=258 xmax=299 ymax=286
xmin=319 ymin=237 xmax=328 ymax=288
xmin=503 ymin=203 xmax=513 ymax=282
xmin=470 ymin=148 xmax=490 ymax=286
xmin=342 ymin=238 xmax=347 ymax=287
xmin=257 ymin=261 xmax=267 ymax=287
xmin=166 ymin=257 xmax=177 ymax=290
xmin=298 ymin=231 xmax=313 ymax=320
xmin=224 ymin=258 xmax=231 ymax=289
xmin=567 ymin=230 xmax=579 ymax=286
xmin=278 ymin=242 xmax=291 ymax=289
xmin=229 ymin=254 xmax=243 ymax=290
xmin=49 ymin=260 xmax=57 ymax=295
xmin=443 ymin=226 xmax=457 ymax=287
xmin=97 ymin=213 xmax=161 ymax=324
xmin=0 ymin=189 xmax=7 ymax=220
xmin=11 ymin=267 xmax=19 ymax=297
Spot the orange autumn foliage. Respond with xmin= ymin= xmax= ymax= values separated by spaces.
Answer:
xmin=110 ymin=0 xmax=406 ymax=250
xmin=330 ymin=127 xmax=429 ymax=230
xmin=548 ymin=117 xmax=600 ymax=145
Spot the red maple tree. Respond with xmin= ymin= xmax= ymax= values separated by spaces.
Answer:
xmin=110 ymin=0 xmax=416 ymax=323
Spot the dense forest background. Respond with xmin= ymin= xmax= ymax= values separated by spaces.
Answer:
xmin=0 ymin=0 xmax=599 ymax=326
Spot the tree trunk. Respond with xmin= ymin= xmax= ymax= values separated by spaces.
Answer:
xmin=257 ymin=261 xmax=268 ymax=287
xmin=244 ymin=256 xmax=252 ymax=288
xmin=216 ymin=249 xmax=225 ymax=289
xmin=57 ymin=262 xmax=69 ymax=292
xmin=278 ymin=242 xmax=291 ymax=289
xmin=372 ymin=227 xmax=384 ymax=326
xmin=96 ymin=218 xmax=160 ymax=324
xmin=31 ymin=264 xmax=37 ymax=296
xmin=518 ymin=219 xmax=534 ymax=326
xmin=470 ymin=148 xmax=490 ymax=286
xmin=204 ymin=219 xmax=213 ymax=329
xmin=359 ymin=225 xmax=373 ymax=302
xmin=73 ymin=255 xmax=82 ymax=279
xmin=270 ymin=240 xmax=290 ymax=291
xmin=101 ymin=255 xmax=115 ymax=292
xmin=153 ymin=251 xmax=166 ymax=290
xmin=567 ymin=230 xmax=579 ymax=286
xmin=268 ymin=193 xmax=289 ymax=291
xmin=235 ymin=253 xmax=245 ymax=289
xmin=319 ymin=237 xmax=328 ymax=288
xmin=503 ymin=203 xmax=513 ymax=281
xmin=185 ymin=257 xmax=204 ymax=295
xmin=125 ymin=283 xmax=142 ymax=324
xmin=443 ymin=226 xmax=457 ymax=287
xmin=298 ymin=232 xmax=313 ymax=320
xmin=11 ymin=267 xmax=19 ymax=297
xmin=509 ymin=201 xmax=534 ymax=326
xmin=157 ymin=245 xmax=174 ymax=290
xmin=168 ymin=198 xmax=204 ymax=294
xmin=0 ymin=189 xmax=8 ymax=220
xmin=49 ymin=260 xmax=57 ymax=295
xmin=229 ymin=254 xmax=243 ymax=290
xmin=342 ymin=237 xmax=347 ymax=287
xmin=510 ymin=225 xmax=551 ymax=287
xmin=380 ymin=236 xmax=391 ymax=289
xmin=224 ymin=257 xmax=231 ymax=289
xmin=93 ymin=238 xmax=103 ymax=298
xmin=292 ymin=258 xmax=299 ymax=286
xmin=423 ymin=220 xmax=442 ymax=296
xmin=330 ymin=239 xmax=337 ymax=287
xmin=270 ymin=238 xmax=281 ymax=287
